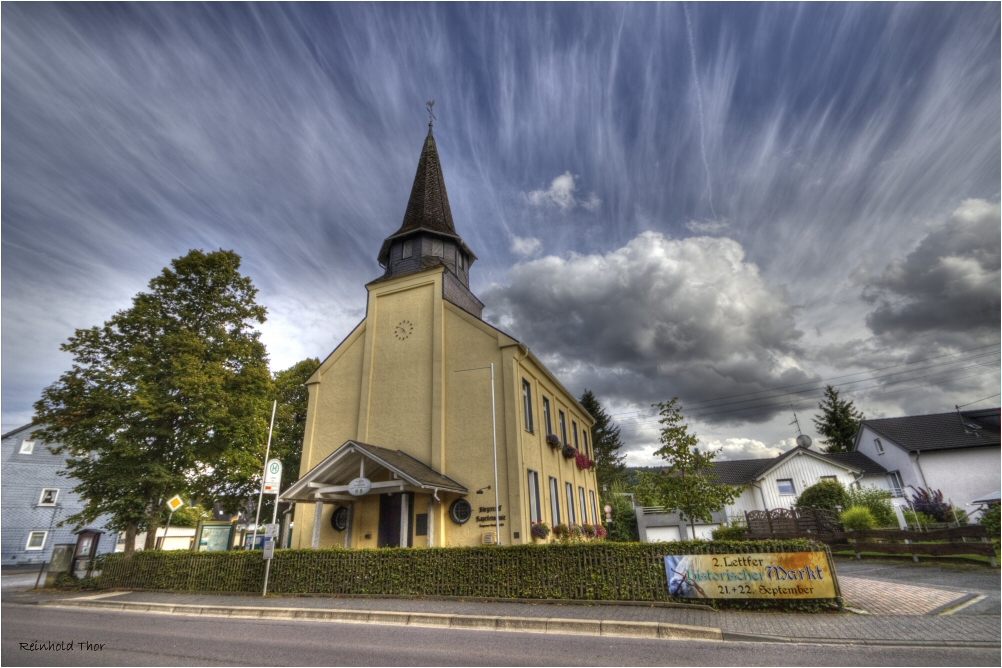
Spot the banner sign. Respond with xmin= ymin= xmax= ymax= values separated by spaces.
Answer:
xmin=664 ymin=552 xmax=837 ymax=599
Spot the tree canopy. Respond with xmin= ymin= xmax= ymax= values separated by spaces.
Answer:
xmin=578 ymin=389 xmax=628 ymax=490
xmin=34 ymin=249 xmax=272 ymax=552
xmin=636 ymin=398 xmax=739 ymax=533
xmin=812 ymin=385 xmax=864 ymax=453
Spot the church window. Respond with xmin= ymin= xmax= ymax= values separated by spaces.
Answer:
xmin=431 ymin=239 xmax=444 ymax=257
xmin=590 ymin=490 xmax=598 ymax=525
xmin=566 ymin=483 xmax=576 ymax=523
xmin=457 ymin=250 xmax=464 ymax=270
xmin=579 ymin=487 xmax=588 ymax=524
xmin=549 ymin=477 xmax=561 ymax=525
xmin=522 ymin=380 xmax=534 ymax=433
xmin=543 ymin=398 xmax=552 ymax=435
xmin=559 ymin=411 xmax=567 ymax=445
xmin=402 ymin=240 xmax=413 ymax=258
xmin=573 ymin=421 xmax=579 ymax=449
xmin=527 ymin=470 xmax=542 ymax=524
xmin=583 ymin=432 xmax=590 ymax=458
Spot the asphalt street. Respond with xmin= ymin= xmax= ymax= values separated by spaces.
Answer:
xmin=4 ymin=604 xmax=1000 ymax=667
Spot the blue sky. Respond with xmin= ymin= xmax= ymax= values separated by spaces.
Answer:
xmin=3 ymin=3 xmax=999 ymax=462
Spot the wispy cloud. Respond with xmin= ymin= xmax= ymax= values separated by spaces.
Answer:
xmin=510 ymin=235 xmax=543 ymax=258
xmin=523 ymin=171 xmax=601 ymax=212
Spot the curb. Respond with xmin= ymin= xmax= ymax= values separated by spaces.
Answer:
xmin=721 ymin=631 xmax=1000 ymax=648
xmin=38 ymin=598 xmax=724 ymax=642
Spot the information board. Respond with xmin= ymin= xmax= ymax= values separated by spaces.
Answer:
xmin=664 ymin=552 xmax=837 ymax=600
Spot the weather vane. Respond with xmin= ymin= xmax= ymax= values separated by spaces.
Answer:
xmin=426 ymin=100 xmax=436 ymax=126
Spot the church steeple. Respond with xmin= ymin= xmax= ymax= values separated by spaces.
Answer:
xmin=377 ymin=119 xmax=477 ymax=293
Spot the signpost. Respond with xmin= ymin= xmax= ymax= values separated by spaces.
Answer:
xmin=264 ymin=459 xmax=283 ymax=495
xmin=261 ymin=538 xmax=275 ymax=597
xmin=251 ymin=401 xmax=278 ymax=550
xmin=159 ymin=495 xmax=185 ymax=550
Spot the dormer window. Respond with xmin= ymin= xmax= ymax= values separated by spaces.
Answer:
xmin=457 ymin=251 xmax=464 ymax=270
xmin=431 ymin=239 xmax=444 ymax=257
xmin=402 ymin=240 xmax=413 ymax=259
xmin=19 ymin=440 xmax=35 ymax=454
xmin=874 ymin=438 xmax=884 ymax=455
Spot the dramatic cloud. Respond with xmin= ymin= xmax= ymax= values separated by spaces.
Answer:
xmin=510 ymin=235 xmax=543 ymax=258
xmin=523 ymin=172 xmax=601 ymax=211
xmin=484 ymin=231 xmax=813 ymax=418
xmin=862 ymin=199 xmax=1000 ymax=346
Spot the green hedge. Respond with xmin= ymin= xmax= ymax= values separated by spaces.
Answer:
xmin=97 ymin=539 xmax=820 ymax=602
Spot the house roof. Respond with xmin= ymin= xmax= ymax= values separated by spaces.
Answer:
xmin=1 ymin=423 xmax=36 ymax=440
xmin=823 ymin=451 xmax=888 ymax=476
xmin=378 ymin=125 xmax=475 ymax=266
xmin=858 ymin=408 xmax=1001 ymax=453
xmin=700 ymin=446 xmax=880 ymax=485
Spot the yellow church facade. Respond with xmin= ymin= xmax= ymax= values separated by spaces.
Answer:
xmin=283 ymin=123 xmax=600 ymax=549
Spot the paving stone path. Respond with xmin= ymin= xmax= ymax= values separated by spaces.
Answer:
xmin=838 ymin=575 xmax=971 ymax=615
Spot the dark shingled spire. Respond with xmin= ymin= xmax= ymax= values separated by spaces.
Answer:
xmin=378 ymin=125 xmax=475 ymax=266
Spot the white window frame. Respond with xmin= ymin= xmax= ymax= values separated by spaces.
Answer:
xmin=549 ymin=477 xmax=561 ymax=525
xmin=19 ymin=440 xmax=35 ymax=454
xmin=25 ymin=531 xmax=47 ymax=550
xmin=431 ymin=239 xmax=444 ymax=257
xmin=38 ymin=488 xmax=59 ymax=506
xmin=559 ymin=411 xmax=567 ymax=444
xmin=522 ymin=379 xmax=534 ymax=433
xmin=566 ymin=482 xmax=576 ymax=523
xmin=820 ymin=475 xmax=837 ymax=482
xmin=889 ymin=471 xmax=904 ymax=498
xmin=776 ymin=479 xmax=796 ymax=496
xmin=874 ymin=438 xmax=884 ymax=455
xmin=579 ymin=487 xmax=588 ymax=524
xmin=527 ymin=470 xmax=542 ymax=524
xmin=402 ymin=240 xmax=413 ymax=258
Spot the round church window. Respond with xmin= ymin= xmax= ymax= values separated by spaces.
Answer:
xmin=331 ymin=506 xmax=349 ymax=532
xmin=449 ymin=499 xmax=472 ymax=525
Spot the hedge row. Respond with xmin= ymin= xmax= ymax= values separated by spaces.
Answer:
xmin=97 ymin=539 xmax=820 ymax=601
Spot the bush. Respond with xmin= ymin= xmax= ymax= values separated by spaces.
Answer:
xmin=712 ymin=525 xmax=748 ymax=541
xmin=796 ymin=479 xmax=850 ymax=512
xmin=902 ymin=509 xmax=935 ymax=529
xmin=979 ymin=503 xmax=1000 ymax=539
xmin=840 ymin=506 xmax=876 ymax=531
xmin=602 ymin=486 xmax=639 ymax=542
xmin=530 ymin=522 xmax=550 ymax=540
xmin=845 ymin=486 xmax=896 ymax=528
xmin=910 ymin=488 xmax=953 ymax=523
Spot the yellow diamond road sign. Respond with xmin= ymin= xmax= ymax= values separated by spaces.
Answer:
xmin=167 ymin=495 xmax=184 ymax=512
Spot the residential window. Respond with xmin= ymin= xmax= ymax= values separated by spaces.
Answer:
xmin=431 ymin=239 xmax=444 ymax=257
xmin=543 ymin=398 xmax=553 ymax=436
xmin=776 ymin=479 xmax=796 ymax=496
xmin=38 ymin=489 xmax=59 ymax=506
xmin=579 ymin=487 xmax=588 ymax=524
xmin=25 ymin=531 xmax=47 ymax=550
xmin=573 ymin=421 xmax=579 ymax=449
xmin=590 ymin=490 xmax=598 ymax=524
xmin=874 ymin=438 xmax=884 ymax=455
xmin=889 ymin=471 xmax=904 ymax=498
xmin=527 ymin=470 xmax=542 ymax=524
xmin=522 ymin=379 xmax=534 ymax=433
xmin=549 ymin=477 xmax=561 ymax=525
xmin=559 ymin=411 xmax=567 ymax=444
xmin=402 ymin=240 xmax=413 ymax=258
xmin=19 ymin=440 xmax=35 ymax=454
xmin=566 ymin=483 xmax=576 ymax=523
xmin=583 ymin=432 xmax=590 ymax=458
xmin=820 ymin=476 xmax=837 ymax=482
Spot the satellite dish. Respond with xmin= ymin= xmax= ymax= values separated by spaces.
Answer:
xmin=796 ymin=434 xmax=812 ymax=448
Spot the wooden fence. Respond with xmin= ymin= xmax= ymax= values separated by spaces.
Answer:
xmin=746 ymin=508 xmax=843 ymax=536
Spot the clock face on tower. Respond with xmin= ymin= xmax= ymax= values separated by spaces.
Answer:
xmin=394 ymin=320 xmax=414 ymax=340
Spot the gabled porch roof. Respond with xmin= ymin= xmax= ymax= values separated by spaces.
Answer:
xmin=280 ymin=440 xmax=468 ymax=503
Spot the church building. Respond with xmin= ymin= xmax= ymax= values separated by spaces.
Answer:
xmin=283 ymin=121 xmax=600 ymax=549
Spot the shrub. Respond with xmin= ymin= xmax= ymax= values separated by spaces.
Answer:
xmin=552 ymin=523 xmax=570 ymax=540
xmin=902 ymin=509 xmax=935 ymax=529
xmin=712 ymin=525 xmax=748 ymax=541
xmin=845 ymin=486 xmax=896 ymax=527
xmin=840 ymin=506 xmax=876 ymax=531
xmin=602 ymin=484 xmax=640 ymax=542
xmin=561 ymin=444 xmax=576 ymax=459
xmin=530 ymin=522 xmax=551 ymax=540
xmin=910 ymin=488 xmax=953 ymax=523
xmin=979 ymin=503 xmax=1000 ymax=539
xmin=796 ymin=479 xmax=849 ymax=512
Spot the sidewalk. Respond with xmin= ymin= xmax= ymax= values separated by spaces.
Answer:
xmin=16 ymin=588 xmax=1001 ymax=647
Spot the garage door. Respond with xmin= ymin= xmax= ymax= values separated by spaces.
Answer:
xmin=645 ymin=526 xmax=681 ymax=542
xmin=692 ymin=524 xmax=719 ymax=540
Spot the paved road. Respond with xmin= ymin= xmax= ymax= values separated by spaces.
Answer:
xmin=4 ymin=604 xmax=999 ymax=667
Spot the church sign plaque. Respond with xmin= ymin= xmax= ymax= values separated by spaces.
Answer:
xmin=348 ymin=477 xmax=372 ymax=496
xmin=664 ymin=552 xmax=838 ymax=600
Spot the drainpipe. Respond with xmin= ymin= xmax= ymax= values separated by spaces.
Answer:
xmin=914 ymin=450 xmax=930 ymax=490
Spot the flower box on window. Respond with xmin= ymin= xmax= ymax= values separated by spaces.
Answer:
xmin=530 ymin=522 xmax=551 ymax=540
xmin=545 ymin=434 xmax=561 ymax=450
xmin=574 ymin=451 xmax=591 ymax=470
xmin=561 ymin=444 xmax=576 ymax=459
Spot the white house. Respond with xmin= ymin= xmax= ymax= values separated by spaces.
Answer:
xmin=852 ymin=407 xmax=1000 ymax=520
xmin=711 ymin=445 xmax=889 ymax=523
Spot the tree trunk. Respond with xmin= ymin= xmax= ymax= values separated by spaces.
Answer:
xmin=144 ymin=504 xmax=161 ymax=551
xmin=123 ymin=523 xmax=137 ymax=557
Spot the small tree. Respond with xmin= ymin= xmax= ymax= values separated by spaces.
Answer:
xmin=796 ymin=479 xmax=850 ymax=512
xmin=637 ymin=398 xmax=739 ymax=536
xmin=578 ymin=390 xmax=628 ymax=490
xmin=812 ymin=386 xmax=864 ymax=453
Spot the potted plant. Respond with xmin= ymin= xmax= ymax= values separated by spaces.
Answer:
xmin=561 ymin=443 xmax=576 ymax=459
xmin=594 ymin=524 xmax=607 ymax=539
xmin=581 ymin=523 xmax=596 ymax=538
xmin=530 ymin=521 xmax=551 ymax=540
xmin=575 ymin=450 xmax=590 ymax=470
xmin=552 ymin=523 xmax=570 ymax=540
xmin=569 ymin=524 xmax=584 ymax=540
xmin=545 ymin=434 xmax=561 ymax=450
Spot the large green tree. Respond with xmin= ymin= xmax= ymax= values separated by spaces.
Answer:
xmin=636 ymin=398 xmax=739 ymax=535
xmin=34 ymin=249 xmax=272 ymax=553
xmin=578 ymin=389 xmax=628 ymax=490
xmin=812 ymin=385 xmax=864 ymax=453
